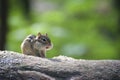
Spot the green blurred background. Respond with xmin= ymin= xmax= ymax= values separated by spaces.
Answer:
xmin=1 ymin=0 xmax=120 ymax=59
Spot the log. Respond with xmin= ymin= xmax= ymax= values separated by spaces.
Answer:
xmin=0 ymin=51 xmax=120 ymax=80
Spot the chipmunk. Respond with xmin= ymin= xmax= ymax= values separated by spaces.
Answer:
xmin=21 ymin=32 xmax=53 ymax=58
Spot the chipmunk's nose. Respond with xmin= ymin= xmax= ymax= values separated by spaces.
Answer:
xmin=46 ymin=43 xmax=53 ymax=50
xmin=46 ymin=46 xmax=49 ymax=49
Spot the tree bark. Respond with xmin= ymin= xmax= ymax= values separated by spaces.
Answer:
xmin=113 ymin=0 xmax=120 ymax=59
xmin=0 ymin=51 xmax=120 ymax=80
xmin=0 ymin=0 xmax=8 ymax=50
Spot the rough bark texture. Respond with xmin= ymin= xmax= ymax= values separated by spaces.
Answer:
xmin=0 ymin=51 xmax=120 ymax=80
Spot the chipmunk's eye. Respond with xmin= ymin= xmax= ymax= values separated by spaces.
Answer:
xmin=42 ymin=38 xmax=46 ymax=42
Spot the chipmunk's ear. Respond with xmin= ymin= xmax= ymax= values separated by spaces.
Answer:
xmin=37 ymin=32 xmax=41 ymax=37
xmin=45 ymin=33 xmax=48 ymax=36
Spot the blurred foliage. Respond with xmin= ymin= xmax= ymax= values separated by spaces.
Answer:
xmin=6 ymin=0 xmax=120 ymax=59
